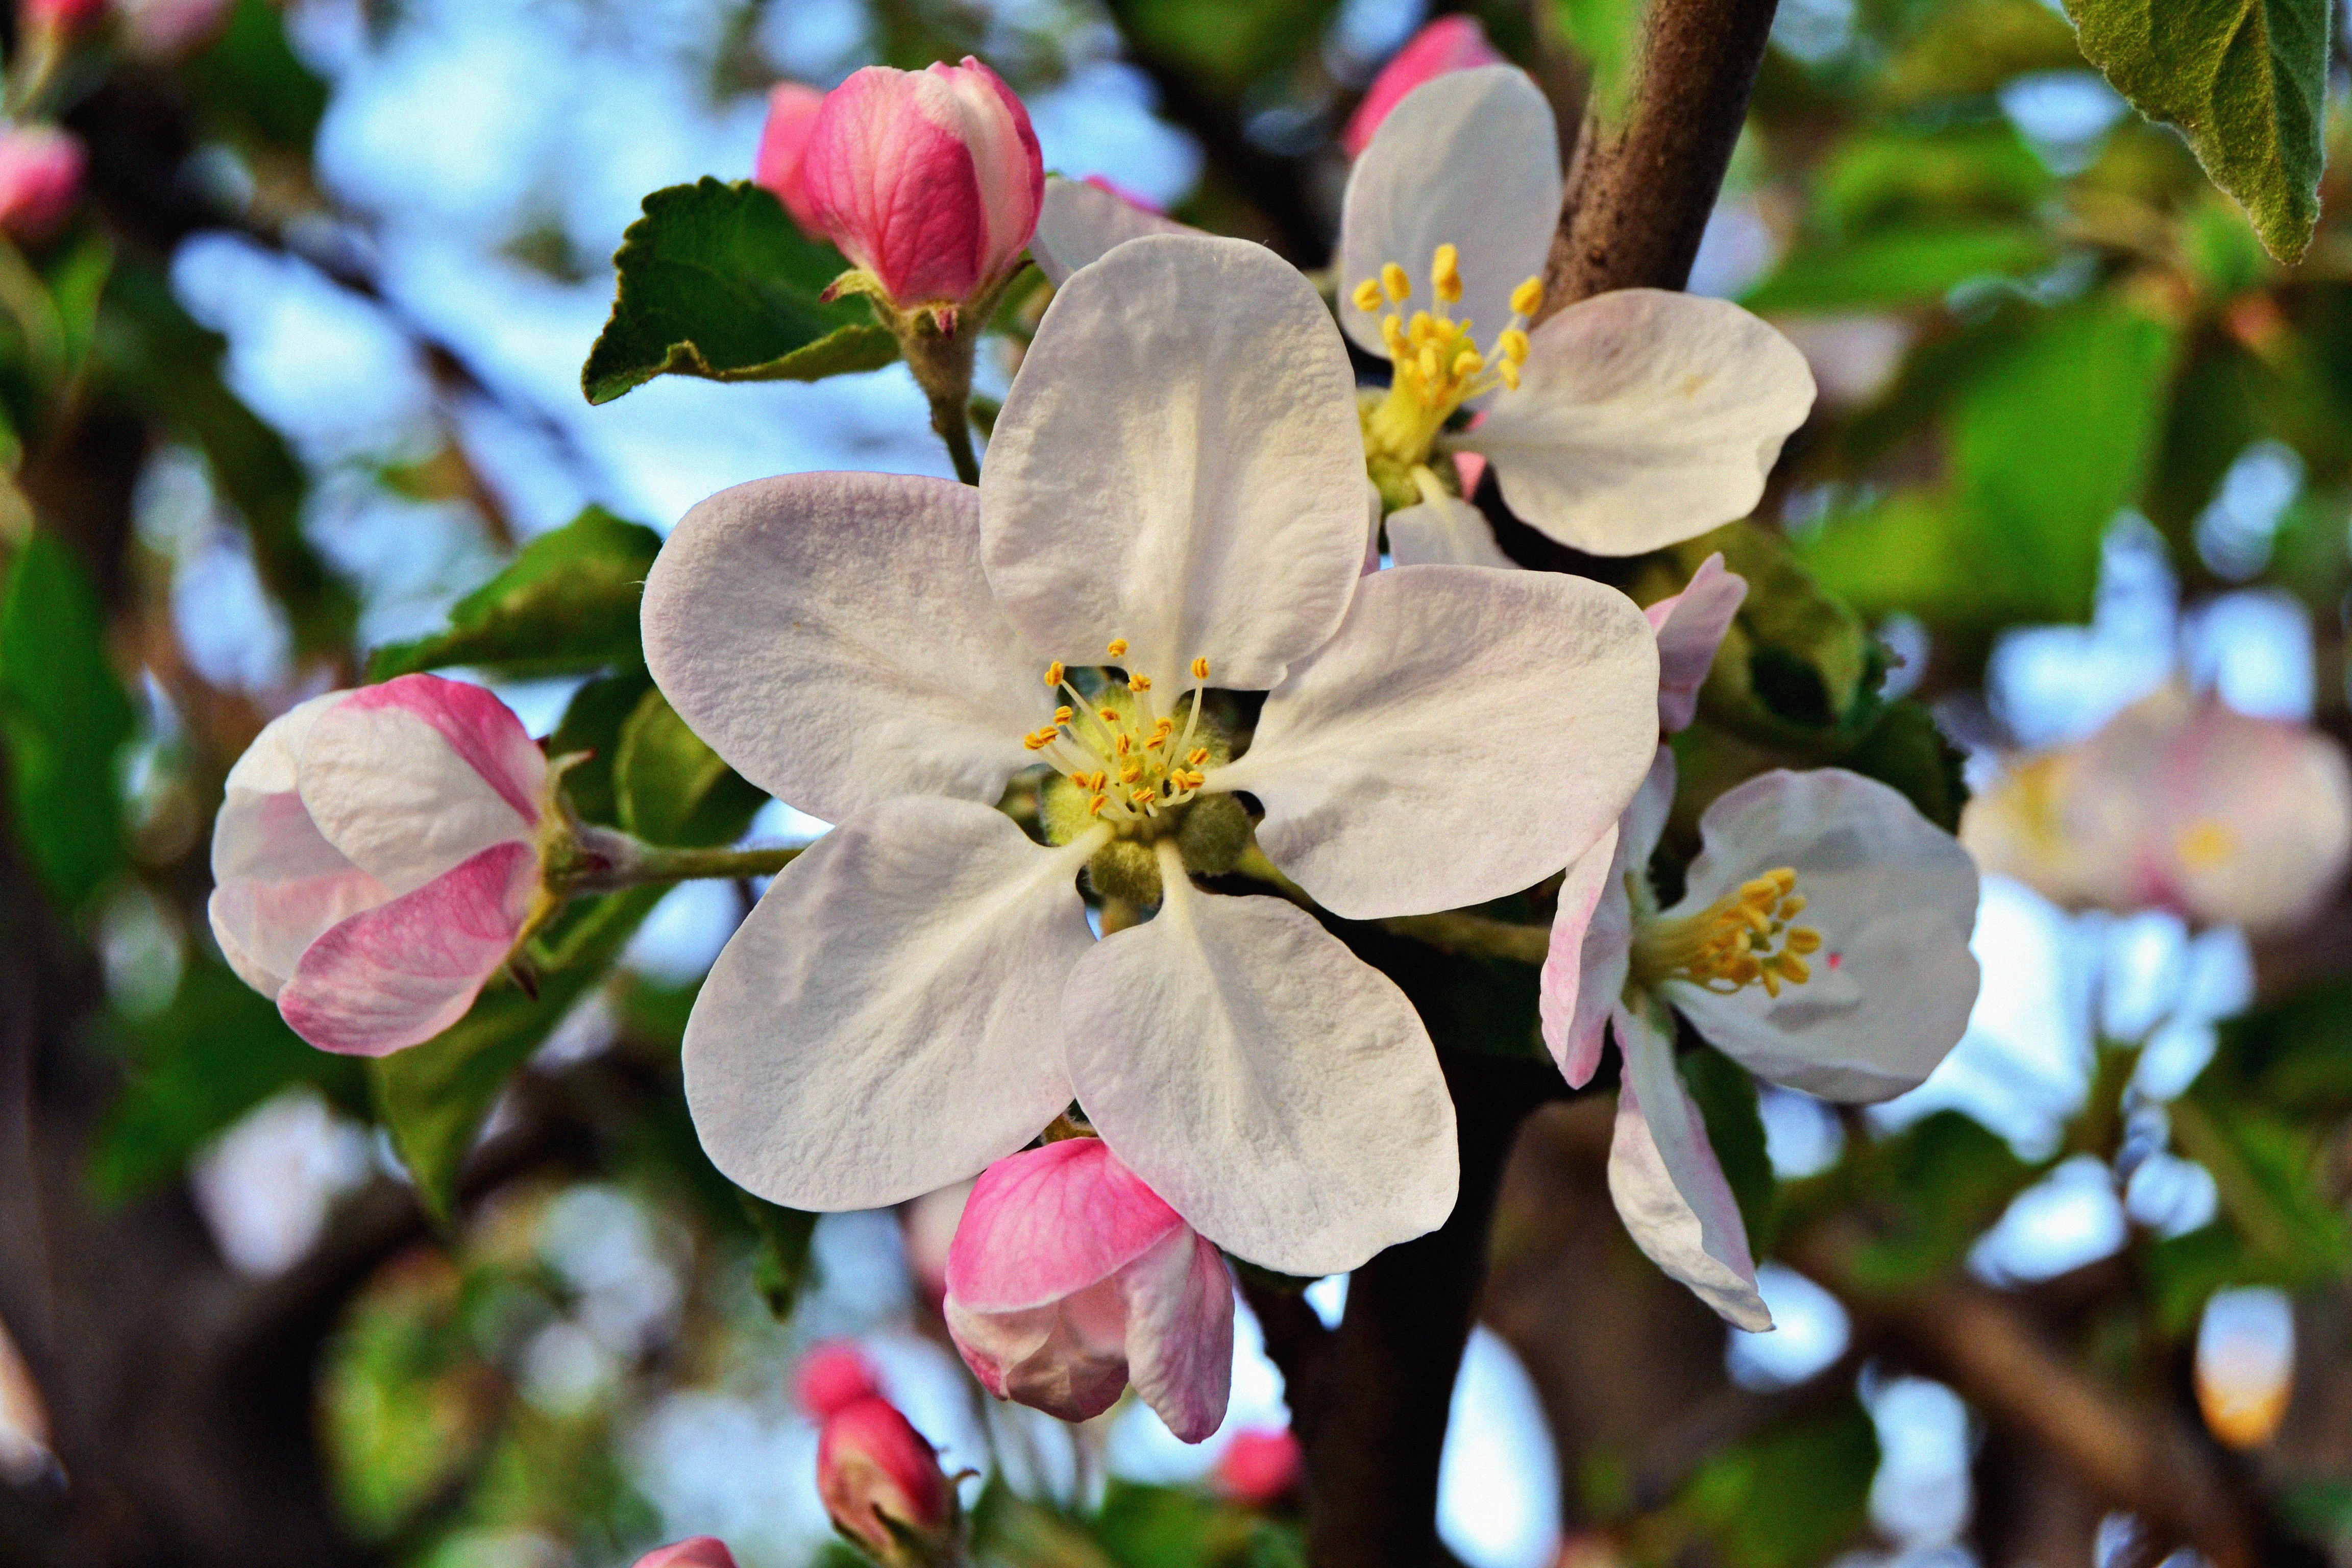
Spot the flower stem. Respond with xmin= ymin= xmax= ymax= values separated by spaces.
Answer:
xmin=929 ymin=394 xmax=982 ymax=485
xmin=544 ymin=821 xmax=803 ymax=899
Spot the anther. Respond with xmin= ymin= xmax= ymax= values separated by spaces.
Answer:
xmin=1107 ymin=638 xmax=1129 ymax=658
xmin=1510 ymin=276 xmax=1544 ymax=316
xmin=1498 ymin=360 xmax=1520 ymax=390
xmin=1186 ymin=747 xmax=1209 ymax=766
xmin=1452 ymin=349 xmax=1483 ymax=379
xmin=1191 ymin=656 xmax=1209 ymax=680
xmin=1128 ymin=674 xmax=1152 ymax=693
xmin=1381 ymin=262 xmax=1410 ymax=303
xmin=1352 ymin=278 xmax=1384 ymax=312
xmin=1498 ymin=327 xmax=1529 ymax=363
xmin=1432 ymin=243 xmax=1462 ymax=303
xmin=1044 ymin=662 xmax=1065 ymax=685
xmin=1053 ymin=705 xmax=1073 ymax=724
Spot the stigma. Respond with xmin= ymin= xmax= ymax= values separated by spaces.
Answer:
xmin=1020 ymin=637 xmax=1217 ymax=828
xmin=1354 ymin=246 xmax=1542 ymax=480
xmin=1629 ymin=867 xmax=1823 ymax=999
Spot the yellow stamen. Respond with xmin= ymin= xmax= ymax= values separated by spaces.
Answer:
xmin=1629 ymin=865 xmax=1824 ymax=999
xmin=1352 ymin=278 xmax=1384 ymax=313
xmin=1044 ymin=662 xmax=1065 ymax=685
xmin=1107 ymin=638 xmax=1129 ymax=658
xmin=1187 ymin=748 xmax=1209 ymax=767
xmin=1498 ymin=327 xmax=1529 ymax=363
xmin=1381 ymin=262 xmax=1411 ymax=303
xmin=1191 ymin=656 xmax=1209 ymax=680
xmin=1128 ymin=674 xmax=1152 ymax=693
xmin=1452 ymin=349 xmax=1483 ymax=379
xmin=1510 ymin=276 xmax=1544 ymax=316
xmin=1432 ymin=243 xmax=1462 ymax=303
xmin=1054 ymin=705 xmax=1073 ymax=724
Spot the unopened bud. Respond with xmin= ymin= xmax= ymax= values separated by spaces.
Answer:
xmin=817 ymin=1395 xmax=960 ymax=1565
xmin=0 ymin=125 xmax=84 ymax=243
xmin=1339 ymin=15 xmax=1505 ymax=158
xmin=795 ymin=1340 xmax=884 ymax=1420
xmin=631 ymin=1539 xmax=739 ymax=1568
xmin=20 ymin=0 xmax=104 ymax=33
xmin=753 ymin=81 xmax=826 ymax=235
xmin=1215 ymin=1428 xmax=1302 ymax=1504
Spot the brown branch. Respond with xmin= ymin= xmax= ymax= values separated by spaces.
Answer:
xmin=1539 ymin=0 xmax=1783 ymax=309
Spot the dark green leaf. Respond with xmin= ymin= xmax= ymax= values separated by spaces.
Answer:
xmin=366 ymin=506 xmax=661 ymax=681
xmin=1744 ymin=225 xmax=2051 ymax=313
xmin=544 ymin=671 xmax=655 ymax=829
xmin=1092 ymin=1480 xmax=1301 ymax=1568
xmin=186 ymin=0 xmax=331 ymax=152
xmin=371 ymin=886 xmax=665 ymax=1223
xmin=1676 ymin=522 xmax=1884 ymax=748
xmin=2065 ymin=0 xmax=2330 ymax=262
xmin=0 ymin=532 xmax=134 ymax=906
xmin=1815 ymin=126 xmax=2052 ymax=234
xmin=741 ymin=1194 xmax=820 ymax=1320
xmin=90 ymin=955 xmax=369 ymax=1202
xmin=1835 ymin=1110 xmax=2033 ymax=1290
xmin=613 ymin=685 xmax=768 ymax=849
xmin=1682 ymin=1045 xmax=1778 ymax=1255
xmin=1841 ymin=699 xmax=1969 ymax=832
xmin=581 ymin=178 xmax=896 ymax=405
xmin=1678 ymin=1398 xmax=1879 ymax=1568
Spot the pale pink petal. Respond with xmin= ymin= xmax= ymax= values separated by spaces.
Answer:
xmin=1647 ymin=554 xmax=1746 ymax=734
xmin=1118 ymin=1228 xmax=1234 ymax=1442
xmin=0 ymin=124 xmax=84 ymax=241
xmin=276 ymin=841 xmax=537 ymax=1056
xmin=1028 ymin=174 xmax=1199 ymax=285
xmin=1538 ymin=823 xmax=1621 ymax=1087
xmin=1607 ymin=1000 xmax=1771 ymax=1330
xmin=945 ymin=1283 xmax=1132 ymax=1422
xmin=1340 ymin=15 xmax=1506 ymax=157
xmin=947 ymin=1138 xmax=1189 ymax=1311
xmin=754 ymin=81 xmax=827 ymax=232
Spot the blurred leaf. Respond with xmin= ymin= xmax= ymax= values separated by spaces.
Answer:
xmin=1876 ymin=0 xmax=2088 ymax=104
xmin=1745 ymin=225 xmax=2051 ymax=313
xmin=742 ymin=1194 xmax=820 ymax=1320
xmin=1092 ymin=1480 xmax=1305 ymax=1568
xmin=0 ymin=532 xmax=133 ymax=906
xmin=2201 ymin=974 xmax=2352 ymax=1114
xmin=91 ymin=954 xmax=369 ymax=1202
xmin=581 ymin=179 xmax=895 ymax=405
xmin=1554 ymin=0 xmax=1643 ymax=121
xmin=1682 ymin=1044 xmax=1777 ymax=1254
xmin=1678 ymin=1397 xmax=1879 ymax=1568
xmin=2169 ymin=1091 xmax=2350 ymax=1273
xmin=613 ymin=685 xmax=767 ymax=849
xmin=1815 ymin=125 xmax=2053 ymax=233
xmin=1108 ymin=0 xmax=1345 ymax=95
xmin=969 ymin=1479 xmax=1123 ymax=1568
xmin=1682 ymin=522 xmax=1884 ymax=747
xmin=186 ymin=0 xmax=332 ymax=151
xmin=544 ymin=671 xmax=655 ymax=830
xmin=2066 ymin=0 xmax=2329 ymax=262
xmin=366 ymin=506 xmax=660 ymax=681
xmin=46 ymin=235 xmax=113 ymax=382
xmin=1834 ymin=1110 xmax=2033 ymax=1289
xmin=372 ymin=886 xmax=665 ymax=1224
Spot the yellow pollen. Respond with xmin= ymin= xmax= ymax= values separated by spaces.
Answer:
xmin=1186 ymin=748 xmax=1209 ymax=767
xmin=1418 ymin=343 xmax=1440 ymax=383
xmin=1044 ymin=662 xmax=1065 ymax=685
xmin=1498 ymin=327 xmax=1528 ymax=363
xmin=1115 ymin=734 xmax=1132 ymax=756
xmin=1099 ymin=708 xmax=1120 ymax=724
xmin=1054 ymin=705 xmax=1073 ymax=724
xmin=1107 ymin=638 xmax=1129 ymax=658
xmin=1497 ymin=359 xmax=1520 ymax=390
xmin=1191 ymin=656 xmax=1209 ymax=680
xmin=1408 ymin=309 xmax=1435 ymax=342
xmin=1352 ymin=278 xmax=1384 ymax=313
xmin=2177 ymin=819 xmax=2235 ymax=870
xmin=1088 ymin=793 xmax=1109 ymax=816
xmin=1510 ymin=276 xmax=1544 ymax=315
xmin=1453 ymin=349 xmax=1484 ymax=378
xmin=1630 ymin=865 xmax=1824 ymax=998
xmin=1128 ymin=674 xmax=1152 ymax=693
xmin=1119 ymin=764 xmax=1143 ymax=783
xmin=1130 ymin=786 xmax=1155 ymax=805
xmin=1432 ymin=243 xmax=1462 ymax=302
xmin=1381 ymin=262 xmax=1410 ymax=303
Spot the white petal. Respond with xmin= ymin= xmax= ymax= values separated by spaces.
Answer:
xmin=297 ymin=685 xmax=538 ymax=895
xmin=1666 ymin=768 xmax=1980 ymax=1102
xmin=1459 ymin=290 xmax=1816 ymax=555
xmin=1061 ymin=879 xmax=1457 ymax=1276
xmin=1622 ymin=743 xmax=1678 ymax=870
xmin=1029 ymin=176 xmax=1198 ymax=285
xmin=1385 ymin=489 xmax=1513 ymax=570
xmin=980 ymin=234 xmax=1369 ymax=692
xmin=1539 ymin=823 xmax=1624 ymax=1088
xmin=1649 ymin=553 xmax=1747 ymax=734
xmin=683 ymin=797 xmax=1093 ymax=1210
xmin=1607 ymin=999 xmax=1771 ymax=1331
xmin=1216 ymin=566 xmax=1657 ymax=920
xmin=1337 ymin=67 xmax=1559 ymax=357
xmin=644 ymin=472 xmax=1052 ymax=824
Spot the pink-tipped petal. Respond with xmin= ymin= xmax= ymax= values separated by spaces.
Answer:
xmin=1539 ymin=823 xmax=1621 ymax=1087
xmin=795 ymin=1342 xmax=885 ymax=1420
xmin=339 ymin=674 xmax=546 ymax=821
xmin=755 ymin=81 xmax=828 ymax=233
xmin=1340 ymin=15 xmax=1506 ymax=157
xmin=948 ymin=1139 xmax=1190 ymax=1311
xmin=276 ymin=840 xmax=536 ymax=1056
xmin=1647 ymin=554 xmax=1747 ymax=734
xmin=632 ymin=1541 xmax=739 ymax=1568
xmin=1118 ymin=1228 xmax=1234 ymax=1443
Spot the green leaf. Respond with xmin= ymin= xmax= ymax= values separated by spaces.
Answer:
xmin=1815 ymin=125 xmax=2052 ymax=234
xmin=581 ymin=178 xmax=897 ymax=405
xmin=1682 ymin=1045 xmax=1778 ymax=1254
xmin=613 ymin=685 xmax=768 ymax=849
xmin=2065 ymin=0 xmax=2331 ymax=262
xmin=741 ymin=1194 xmax=820 ymax=1320
xmin=1678 ymin=1398 xmax=1879 ymax=1568
xmin=1841 ymin=699 xmax=1970 ymax=832
xmin=90 ymin=955 xmax=369 ymax=1201
xmin=371 ymin=886 xmax=665 ymax=1223
xmin=1091 ymin=1480 xmax=1302 ymax=1568
xmin=0 ymin=532 xmax=134 ymax=907
xmin=1110 ymin=0 xmax=1347 ymax=95
xmin=1831 ymin=1110 xmax=2033 ymax=1290
xmin=1674 ymin=522 xmax=1884 ymax=748
xmin=544 ymin=671 xmax=655 ymax=829
xmin=366 ymin=506 xmax=661 ymax=681
xmin=187 ymin=0 xmax=331 ymax=152
xmin=1877 ymin=0 xmax=2087 ymax=104
xmin=1743 ymin=225 xmax=2051 ymax=313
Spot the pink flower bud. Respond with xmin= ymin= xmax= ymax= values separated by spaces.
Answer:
xmin=795 ymin=1340 xmax=884 ymax=1419
xmin=944 ymin=1138 xmax=1233 ymax=1443
xmin=817 ymin=1395 xmax=958 ymax=1562
xmin=0 ymin=125 xmax=85 ymax=242
xmin=754 ymin=80 xmax=827 ymax=235
xmin=1215 ymin=1428 xmax=1302 ymax=1504
xmin=799 ymin=57 xmax=1043 ymax=308
xmin=20 ymin=0 xmax=104 ymax=32
xmin=208 ymin=674 xmax=550 ymax=1057
xmin=1341 ymin=15 xmax=1506 ymax=157
xmin=631 ymin=1540 xmax=739 ymax=1568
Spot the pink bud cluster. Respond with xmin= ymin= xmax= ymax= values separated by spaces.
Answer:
xmin=754 ymin=58 xmax=1044 ymax=311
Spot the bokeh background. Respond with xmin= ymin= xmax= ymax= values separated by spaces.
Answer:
xmin=4 ymin=1 xmax=2351 ymax=1566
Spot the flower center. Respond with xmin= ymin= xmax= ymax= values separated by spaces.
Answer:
xmin=1021 ymin=639 xmax=1219 ymax=828
xmin=1629 ymin=867 xmax=1823 ymax=999
xmin=1353 ymin=245 xmax=1542 ymax=488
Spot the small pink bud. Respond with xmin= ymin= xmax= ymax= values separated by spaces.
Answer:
xmin=0 ymin=125 xmax=84 ymax=242
xmin=631 ymin=1540 xmax=739 ymax=1568
xmin=754 ymin=80 xmax=827 ymax=235
xmin=1215 ymin=1428 xmax=1302 ymax=1504
xmin=945 ymin=1138 xmax=1233 ymax=1443
xmin=795 ymin=1340 xmax=884 ymax=1420
xmin=799 ymin=56 xmax=1044 ymax=308
xmin=817 ymin=1395 xmax=958 ymax=1563
xmin=20 ymin=0 xmax=104 ymax=32
xmin=1341 ymin=15 xmax=1506 ymax=157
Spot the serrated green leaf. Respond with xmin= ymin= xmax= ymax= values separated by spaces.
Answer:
xmin=1679 ymin=1399 xmax=1879 ymax=1568
xmin=1744 ymin=225 xmax=2051 ymax=313
xmin=0 ymin=532 xmax=134 ymax=907
xmin=581 ymin=178 xmax=895 ymax=405
xmin=366 ymin=506 xmax=660 ymax=681
xmin=1682 ymin=1045 xmax=1778 ymax=1254
xmin=613 ymin=686 xmax=767 ymax=849
xmin=2065 ymin=0 xmax=2330 ymax=262
xmin=371 ymin=887 xmax=665 ymax=1223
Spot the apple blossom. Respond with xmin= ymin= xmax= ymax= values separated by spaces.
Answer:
xmin=1340 ymin=67 xmax=1815 ymax=549
xmin=1544 ymin=751 xmax=1979 ymax=1325
xmin=644 ymin=234 xmax=1660 ymax=1276
xmin=208 ymin=675 xmax=550 ymax=1058
xmin=1646 ymin=554 xmax=1748 ymax=733
xmin=753 ymin=80 xmax=826 ymax=234
xmin=1961 ymin=680 xmax=2352 ymax=934
xmin=631 ymin=1540 xmax=739 ymax=1568
xmin=817 ymin=1392 xmax=959 ymax=1565
xmin=1340 ymin=14 xmax=1505 ymax=157
xmin=0 ymin=125 xmax=84 ymax=241
xmin=799 ymin=57 xmax=1042 ymax=315
xmin=945 ymin=1136 xmax=1233 ymax=1441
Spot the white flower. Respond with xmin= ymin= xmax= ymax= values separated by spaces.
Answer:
xmin=1340 ymin=67 xmax=1817 ymax=556
xmin=1542 ymin=750 xmax=1980 ymax=1326
xmin=643 ymin=234 xmax=1661 ymax=1276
